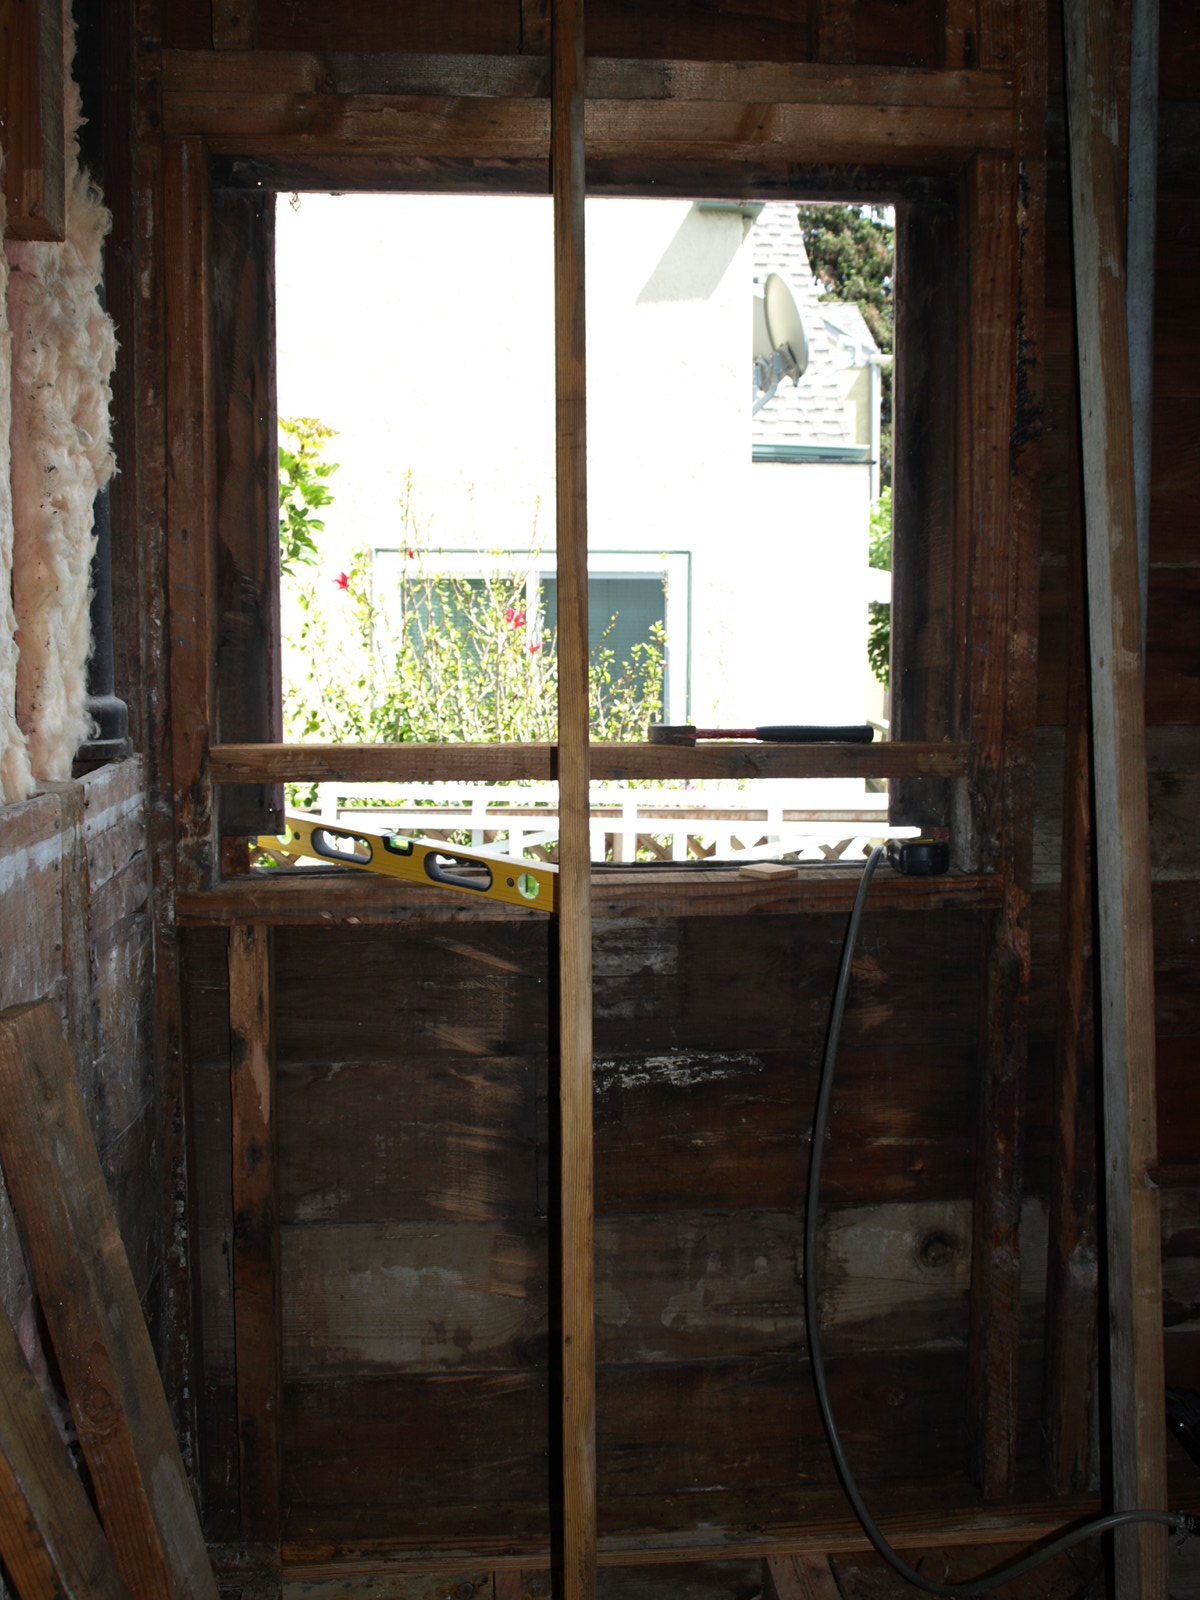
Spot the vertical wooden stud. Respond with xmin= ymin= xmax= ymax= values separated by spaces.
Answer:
xmin=1064 ymin=0 xmax=1169 ymax=1590
xmin=228 ymin=925 xmax=282 ymax=1546
xmin=963 ymin=148 xmax=1030 ymax=1502
xmin=164 ymin=138 xmax=219 ymax=894
xmin=212 ymin=1 xmax=256 ymax=49
xmin=551 ymin=0 xmax=597 ymax=1596
xmin=1044 ymin=325 xmax=1099 ymax=1493
xmin=0 ymin=0 xmax=65 ymax=241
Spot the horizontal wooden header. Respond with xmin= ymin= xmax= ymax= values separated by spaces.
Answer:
xmin=163 ymin=52 xmax=1013 ymax=168
xmin=211 ymin=740 xmax=970 ymax=783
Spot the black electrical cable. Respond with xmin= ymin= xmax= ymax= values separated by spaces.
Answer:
xmin=804 ymin=843 xmax=1194 ymax=1596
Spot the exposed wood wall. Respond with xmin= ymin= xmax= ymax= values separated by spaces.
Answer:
xmin=79 ymin=0 xmax=1200 ymax=1590
xmin=0 ymin=760 xmax=162 ymax=1407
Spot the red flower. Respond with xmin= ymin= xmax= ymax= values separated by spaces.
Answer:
xmin=529 ymin=640 xmax=542 ymax=654
xmin=505 ymin=607 xmax=527 ymax=629
xmin=406 ymin=548 xmax=415 ymax=560
xmin=333 ymin=571 xmax=349 ymax=590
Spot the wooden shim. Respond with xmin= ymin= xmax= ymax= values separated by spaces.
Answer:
xmin=0 ymin=1298 xmax=132 ymax=1599
xmin=0 ymin=1002 xmax=219 ymax=1600
xmin=0 ymin=0 xmax=65 ymax=240
xmin=164 ymin=137 xmax=218 ymax=894
xmin=228 ymin=926 xmax=282 ymax=1543
xmin=552 ymin=1 xmax=597 ymax=1597
xmin=210 ymin=739 xmax=969 ymax=785
xmin=765 ymin=1555 xmax=841 ymax=1600
xmin=1064 ymin=0 xmax=1169 ymax=1590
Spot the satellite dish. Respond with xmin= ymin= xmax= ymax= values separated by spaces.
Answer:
xmin=752 ymin=272 xmax=809 ymax=414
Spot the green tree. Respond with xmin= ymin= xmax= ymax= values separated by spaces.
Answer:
xmin=279 ymin=416 xmax=339 ymax=575
xmin=867 ymin=487 xmax=892 ymax=689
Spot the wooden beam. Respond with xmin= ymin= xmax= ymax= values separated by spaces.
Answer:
xmin=0 ymin=1298 xmax=132 ymax=1600
xmin=227 ymin=926 xmax=283 ymax=1546
xmin=164 ymin=138 xmax=219 ymax=893
xmin=209 ymin=740 xmax=969 ymax=786
xmin=1043 ymin=320 xmax=1099 ymax=1495
xmin=962 ymin=146 xmax=1032 ymax=1500
xmin=1064 ymin=0 xmax=1169 ymax=1590
xmin=0 ymin=0 xmax=64 ymax=240
xmin=212 ymin=0 xmax=256 ymax=49
xmin=552 ymin=1 xmax=596 ymax=1597
xmin=161 ymin=53 xmax=1013 ymax=166
xmin=0 ymin=1002 xmax=220 ymax=1600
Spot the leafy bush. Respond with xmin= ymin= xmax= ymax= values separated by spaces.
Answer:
xmin=867 ymin=486 xmax=891 ymax=688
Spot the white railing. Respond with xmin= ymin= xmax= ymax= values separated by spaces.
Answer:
xmin=302 ymin=782 xmax=911 ymax=865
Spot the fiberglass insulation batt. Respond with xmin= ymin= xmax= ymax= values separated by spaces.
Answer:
xmin=5 ymin=27 xmax=116 ymax=785
xmin=0 ymin=166 xmax=34 ymax=805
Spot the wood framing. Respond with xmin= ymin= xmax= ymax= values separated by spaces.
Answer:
xmin=228 ymin=925 xmax=284 ymax=1548
xmin=552 ymin=0 xmax=597 ymax=1593
xmin=0 ymin=0 xmax=65 ymax=240
xmin=1064 ymin=0 xmax=1169 ymax=1589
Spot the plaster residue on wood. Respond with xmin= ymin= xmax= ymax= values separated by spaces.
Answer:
xmin=4 ymin=4 xmax=115 ymax=788
xmin=0 ymin=166 xmax=34 ymax=804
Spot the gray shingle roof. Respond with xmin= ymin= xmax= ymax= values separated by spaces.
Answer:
xmin=750 ymin=203 xmax=878 ymax=449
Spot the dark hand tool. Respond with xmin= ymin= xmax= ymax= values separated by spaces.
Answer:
xmin=647 ymin=723 xmax=874 ymax=745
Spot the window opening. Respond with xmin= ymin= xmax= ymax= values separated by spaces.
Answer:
xmin=272 ymin=192 xmax=901 ymax=864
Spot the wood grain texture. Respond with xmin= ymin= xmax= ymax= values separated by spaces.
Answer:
xmin=213 ymin=0 xmax=256 ymax=49
xmin=808 ymin=0 xmax=856 ymax=64
xmin=0 ymin=0 xmax=65 ymax=239
xmin=1043 ymin=320 xmax=1099 ymax=1495
xmin=228 ymin=925 xmax=283 ymax=1543
xmin=211 ymin=740 xmax=968 ymax=785
xmin=0 ymin=1002 xmax=219 ymax=1600
xmin=211 ymin=187 xmax=283 ymax=836
xmin=164 ymin=137 xmax=218 ymax=893
xmin=553 ymin=0 xmax=597 ymax=1593
xmin=766 ymin=1555 xmax=841 ymax=1600
xmin=0 ymin=1297 xmax=132 ymax=1600
xmin=1065 ymin=0 xmax=1169 ymax=1588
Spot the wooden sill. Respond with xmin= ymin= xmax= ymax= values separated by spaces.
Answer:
xmin=175 ymin=862 xmax=998 ymax=925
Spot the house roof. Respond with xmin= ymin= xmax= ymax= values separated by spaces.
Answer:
xmin=749 ymin=203 xmax=878 ymax=451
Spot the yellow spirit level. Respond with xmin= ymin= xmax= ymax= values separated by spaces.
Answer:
xmin=253 ymin=813 xmax=557 ymax=913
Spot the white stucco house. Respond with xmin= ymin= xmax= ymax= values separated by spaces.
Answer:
xmin=275 ymin=194 xmax=884 ymax=739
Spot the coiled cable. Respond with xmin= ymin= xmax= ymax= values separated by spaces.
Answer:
xmin=803 ymin=843 xmax=1193 ymax=1595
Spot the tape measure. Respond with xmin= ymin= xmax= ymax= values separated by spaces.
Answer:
xmin=253 ymin=813 xmax=557 ymax=913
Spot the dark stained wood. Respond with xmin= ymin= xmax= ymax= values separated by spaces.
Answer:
xmin=766 ymin=1555 xmax=841 ymax=1600
xmin=962 ymin=140 xmax=1039 ymax=1501
xmin=809 ymin=0 xmax=856 ymax=64
xmin=210 ymin=739 xmax=969 ymax=785
xmin=213 ymin=0 xmax=256 ymax=49
xmin=1066 ymin=0 xmax=1170 ymax=1586
xmin=889 ymin=196 xmax=960 ymax=830
xmin=0 ymin=1003 xmax=219 ymax=1600
xmin=175 ymin=866 xmax=1001 ymax=927
xmin=0 ymin=1298 xmax=132 ymax=1600
xmin=0 ymin=0 xmax=65 ymax=240
xmin=164 ymin=136 xmax=219 ymax=893
xmin=552 ymin=0 xmax=598 ymax=1592
xmin=251 ymin=0 xmax=520 ymax=54
xmin=210 ymin=187 xmax=283 ymax=837
xmin=939 ymin=0 xmax=979 ymax=69
xmin=1043 ymin=319 xmax=1099 ymax=1496
xmin=228 ymin=925 xmax=283 ymax=1544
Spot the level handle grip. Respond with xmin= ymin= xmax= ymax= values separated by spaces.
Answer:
xmin=756 ymin=724 xmax=875 ymax=743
